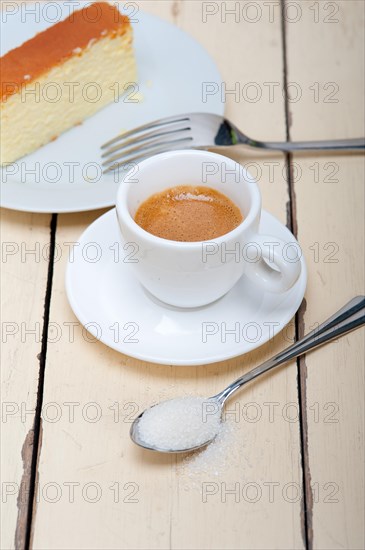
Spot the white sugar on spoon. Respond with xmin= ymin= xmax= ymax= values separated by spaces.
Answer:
xmin=135 ymin=397 xmax=221 ymax=453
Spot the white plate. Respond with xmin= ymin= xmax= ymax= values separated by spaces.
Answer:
xmin=0 ymin=4 xmax=223 ymax=213
xmin=66 ymin=209 xmax=307 ymax=366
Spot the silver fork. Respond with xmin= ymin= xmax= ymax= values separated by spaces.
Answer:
xmin=101 ymin=112 xmax=365 ymax=173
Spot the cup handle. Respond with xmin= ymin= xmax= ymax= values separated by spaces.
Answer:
xmin=245 ymin=234 xmax=302 ymax=293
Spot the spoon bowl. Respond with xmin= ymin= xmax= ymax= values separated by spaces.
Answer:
xmin=130 ymin=409 xmax=219 ymax=453
xmin=130 ymin=397 xmax=223 ymax=453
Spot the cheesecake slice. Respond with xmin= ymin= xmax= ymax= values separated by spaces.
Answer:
xmin=0 ymin=1 xmax=137 ymax=165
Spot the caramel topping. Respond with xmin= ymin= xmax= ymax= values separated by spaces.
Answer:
xmin=0 ymin=2 xmax=130 ymax=101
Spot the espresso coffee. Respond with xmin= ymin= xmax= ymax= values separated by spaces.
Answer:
xmin=134 ymin=185 xmax=243 ymax=242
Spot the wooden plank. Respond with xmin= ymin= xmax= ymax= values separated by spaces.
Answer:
xmin=30 ymin=2 xmax=305 ymax=549
xmin=0 ymin=209 xmax=51 ymax=550
xmin=285 ymin=1 xmax=365 ymax=548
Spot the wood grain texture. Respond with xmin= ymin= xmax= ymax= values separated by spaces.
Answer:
xmin=285 ymin=1 xmax=365 ymax=548
xmin=30 ymin=2 xmax=303 ymax=549
xmin=0 ymin=210 xmax=51 ymax=550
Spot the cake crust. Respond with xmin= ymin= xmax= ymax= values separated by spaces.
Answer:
xmin=0 ymin=2 xmax=130 ymax=101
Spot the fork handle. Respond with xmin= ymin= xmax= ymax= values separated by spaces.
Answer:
xmin=245 ymin=137 xmax=365 ymax=152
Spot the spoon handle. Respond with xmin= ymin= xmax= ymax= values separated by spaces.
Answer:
xmin=217 ymin=296 xmax=365 ymax=403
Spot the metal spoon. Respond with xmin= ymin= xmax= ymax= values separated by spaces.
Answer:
xmin=130 ymin=296 xmax=365 ymax=453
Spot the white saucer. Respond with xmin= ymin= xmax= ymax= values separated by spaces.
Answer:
xmin=66 ymin=209 xmax=307 ymax=366
xmin=0 ymin=5 xmax=223 ymax=213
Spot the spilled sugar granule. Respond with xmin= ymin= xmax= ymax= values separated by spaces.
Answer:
xmin=180 ymin=416 xmax=244 ymax=487
xmin=136 ymin=393 xmax=247 ymax=489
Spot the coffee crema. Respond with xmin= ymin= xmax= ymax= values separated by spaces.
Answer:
xmin=134 ymin=185 xmax=243 ymax=242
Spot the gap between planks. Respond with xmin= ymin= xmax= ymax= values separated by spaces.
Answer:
xmin=280 ymin=1 xmax=313 ymax=549
xmin=15 ymin=214 xmax=58 ymax=550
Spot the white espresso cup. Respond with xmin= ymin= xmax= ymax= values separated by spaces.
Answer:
xmin=116 ymin=150 xmax=301 ymax=308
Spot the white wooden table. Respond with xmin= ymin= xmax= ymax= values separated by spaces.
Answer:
xmin=1 ymin=1 xmax=364 ymax=549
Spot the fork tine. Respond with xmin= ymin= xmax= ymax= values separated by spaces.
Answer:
xmin=103 ymin=141 xmax=193 ymax=174
xmin=101 ymin=114 xmax=191 ymax=150
xmin=102 ymin=136 xmax=193 ymax=168
xmin=101 ymin=124 xmax=191 ymax=159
